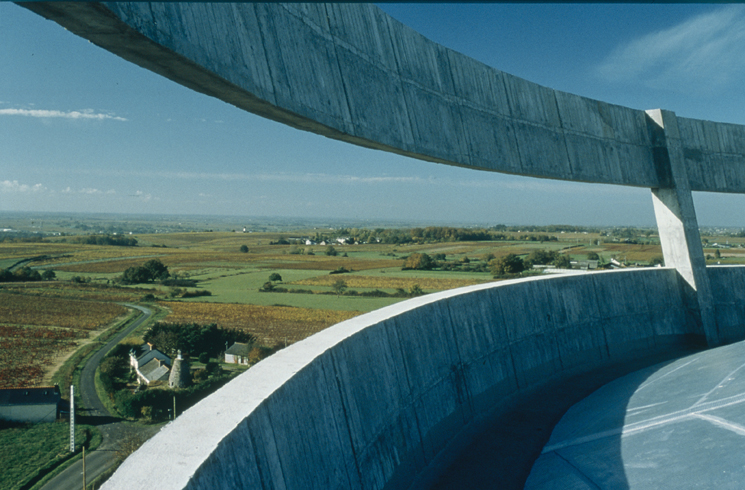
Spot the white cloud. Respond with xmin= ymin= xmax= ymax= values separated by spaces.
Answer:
xmin=159 ymin=171 xmax=424 ymax=185
xmin=596 ymin=5 xmax=745 ymax=92
xmin=60 ymin=187 xmax=115 ymax=195
xmin=1 ymin=180 xmax=47 ymax=193
xmin=0 ymin=108 xmax=127 ymax=121
xmin=133 ymin=190 xmax=154 ymax=202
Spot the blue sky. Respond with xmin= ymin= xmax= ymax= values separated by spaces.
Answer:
xmin=2 ymin=3 xmax=745 ymax=227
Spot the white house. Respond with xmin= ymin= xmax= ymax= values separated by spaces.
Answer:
xmin=130 ymin=344 xmax=171 ymax=385
xmin=225 ymin=342 xmax=250 ymax=365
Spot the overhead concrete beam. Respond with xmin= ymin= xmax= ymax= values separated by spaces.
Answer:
xmin=20 ymin=2 xmax=745 ymax=193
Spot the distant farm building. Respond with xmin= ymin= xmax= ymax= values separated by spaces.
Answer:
xmin=224 ymin=342 xmax=250 ymax=365
xmin=0 ymin=386 xmax=61 ymax=423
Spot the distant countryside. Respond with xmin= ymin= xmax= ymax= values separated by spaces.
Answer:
xmin=4 ymin=212 xmax=745 ymax=390
xmin=2 ymin=212 xmax=745 ymax=488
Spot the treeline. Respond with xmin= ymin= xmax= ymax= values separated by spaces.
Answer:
xmin=73 ymin=234 xmax=138 ymax=246
xmin=143 ymin=322 xmax=256 ymax=359
xmin=301 ymin=226 xmax=561 ymax=245
xmin=0 ymin=234 xmax=45 ymax=243
xmin=118 ymin=259 xmax=169 ymax=284
xmin=260 ymin=282 xmax=426 ymax=298
xmin=0 ymin=267 xmax=55 ymax=282
xmin=402 ymin=249 xmax=574 ymax=276
xmin=492 ymin=224 xmax=597 ymax=233
xmin=267 ymin=224 xmax=665 ymax=247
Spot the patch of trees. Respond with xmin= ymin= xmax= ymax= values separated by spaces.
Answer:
xmin=75 ymin=234 xmax=138 ymax=246
xmin=439 ymin=260 xmax=491 ymax=273
xmin=259 ymin=280 xmax=426 ymax=298
xmin=409 ymin=227 xmax=492 ymax=242
xmin=523 ymin=250 xmax=561 ymax=268
xmin=161 ymin=278 xmax=198 ymax=287
xmin=180 ymin=290 xmax=212 ymax=298
xmin=143 ymin=322 xmax=255 ymax=359
xmin=114 ymin=374 xmax=235 ymax=420
xmin=0 ymin=267 xmax=53 ymax=282
xmin=518 ymin=235 xmax=559 ymax=243
xmin=489 ymin=249 xmax=573 ymax=276
xmin=0 ymin=233 xmax=45 ymax=243
xmin=118 ymin=259 xmax=170 ymax=284
xmin=401 ymin=252 xmax=491 ymax=273
xmin=98 ymin=343 xmax=134 ymax=395
xmin=493 ymin=224 xmax=597 ymax=234
xmin=489 ymin=254 xmax=526 ymax=275
xmin=402 ymin=252 xmax=436 ymax=270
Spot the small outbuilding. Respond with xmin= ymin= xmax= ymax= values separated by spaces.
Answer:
xmin=0 ymin=386 xmax=61 ymax=423
xmin=225 ymin=342 xmax=250 ymax=365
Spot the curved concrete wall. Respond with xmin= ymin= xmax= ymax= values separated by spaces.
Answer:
xmin=100 ymin=268 xmax=730 ymax=490
xmin=21 ymin=2 xmax=745 ymax=192
xmin=707 ymin=265 xmax=745 ymax=343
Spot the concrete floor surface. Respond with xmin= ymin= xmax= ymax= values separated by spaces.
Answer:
xmin=526 ymin=340 xmax=745 ymax=489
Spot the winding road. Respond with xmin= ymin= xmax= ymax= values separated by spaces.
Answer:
xmin=40 ymin=304 xmax=160 ymax=490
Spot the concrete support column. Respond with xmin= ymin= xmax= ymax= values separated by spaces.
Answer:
xmin=647 ymin=109 xmax=719 ymax=346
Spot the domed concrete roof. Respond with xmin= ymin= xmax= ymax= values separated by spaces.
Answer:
xmin=526 ymin=340 xmax=745 ymax=489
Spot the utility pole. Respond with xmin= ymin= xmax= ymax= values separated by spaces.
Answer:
xmin=83 ymin=446 xmax=86 ymax=490
xmin=173 ymin=395 xmax=176 ymax=419
xmin=70 ymin=385 xmax=75 ymax=453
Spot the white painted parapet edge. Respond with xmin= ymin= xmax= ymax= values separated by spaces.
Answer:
xmin=101 ymin=267 xmax=744 ymax=490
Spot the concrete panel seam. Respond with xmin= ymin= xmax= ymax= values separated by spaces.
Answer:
xmin=321 ymin=4 xmax=356 ymax=138
xmin=321 ymin=351 xmax=361 ymax=488
xmin=551 ymin=88 xmax=575 ymax=180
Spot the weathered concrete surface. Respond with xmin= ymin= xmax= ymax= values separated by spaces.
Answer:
xmin=679 ymin=116 xmax=745 ymax=193
xmin=708 ymin=266 xmax=745 ymax=344
xmin=96 ymin=268 xmax=739 ymax=490
xmin=525 ymin=337 xmax=745 ymax=490
xmin=19 ymin=2 xmax=745 ymax=192
xmin=648 ymin=109 xmax=717 ymax=345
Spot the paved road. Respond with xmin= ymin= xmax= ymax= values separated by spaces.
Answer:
xmin=40 ymin=304 xmax=155 ymax=490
